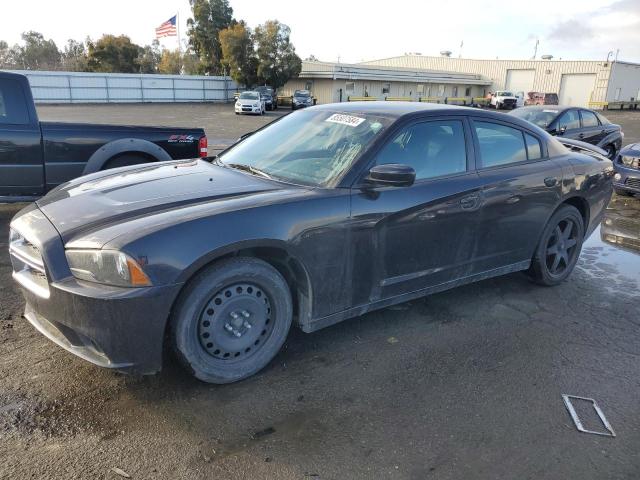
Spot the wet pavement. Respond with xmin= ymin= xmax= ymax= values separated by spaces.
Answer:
xmin=1 ymin=105 xmax=639 ymax=479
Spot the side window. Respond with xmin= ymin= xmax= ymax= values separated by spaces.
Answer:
xmin=581 ymin=110 xmax=599 ymax=127
xmin=524 ymin=133 xmax=542 ymax=160
xmin=474 ymin=121 xmax=527 ymax=167
xmin=557 ymin=110 xmax=580 ymax=130
xmin=375 ymin=120 xmax=467 ymax=180
xmin=0 ymin=79 xmax=30 ymax=125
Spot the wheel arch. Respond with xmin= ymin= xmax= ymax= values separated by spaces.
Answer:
xmin=169 ymin=240 xmax=314 ymax=333
xmin=83 ymin=138 xmax=172 ymax=174
xmin=561 ymin=195 xmax=590 ymax=233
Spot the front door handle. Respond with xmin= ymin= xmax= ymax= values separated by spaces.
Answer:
xmin=544 ymin=177 xmax=558 ymax=187
xmin=578 ymin=133 xmax=585 ymax=139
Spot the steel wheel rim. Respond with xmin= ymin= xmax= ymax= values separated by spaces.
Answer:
xmin=198 ymin=282 xmax=274 ymax=361
xmin=545 ymin=218 xmax=579 ymax=277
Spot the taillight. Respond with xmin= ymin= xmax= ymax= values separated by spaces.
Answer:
xmin=199 ymin=136 xmax=208 ymax=157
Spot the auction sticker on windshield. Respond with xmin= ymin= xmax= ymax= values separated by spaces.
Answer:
xmin=326 ymin=113 xmax=366 ymax=127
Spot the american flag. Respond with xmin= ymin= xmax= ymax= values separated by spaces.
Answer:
xmin=155 ymin=15 xmax=177 ymax=38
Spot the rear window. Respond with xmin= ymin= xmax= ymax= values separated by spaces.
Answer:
xmin=475 ymin=121 xmax=527 ymax=167
xmin=0 ymin=79 xmax=30 ymax=125
xmin=581 ymin=110 xmax=599 ymax=127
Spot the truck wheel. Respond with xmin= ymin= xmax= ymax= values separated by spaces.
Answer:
xmin=170 ymin=257 xmax=293 ymax=384
xmin=103 ymin=153 xmax=151 ymax=170
xmin=527 ymin=205 xmax=584 ymax=286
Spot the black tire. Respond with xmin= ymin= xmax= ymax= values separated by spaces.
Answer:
xmin=527 ymin=204 xmax=584 ymax=286
xmin=291 ymin=105 xmax=296 ymax=111
xmin=614 ymin=187 xmax=632 ymax=197
xmin=103 ymin=153 xmax=151 ymax=170
xmin=170 ymin=257 xmax=293 ymax=384
xmin=604 ymin=144 xmax=616 ymax=159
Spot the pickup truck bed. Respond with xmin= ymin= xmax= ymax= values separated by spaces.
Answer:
xmin=0 ymin=71 xmax=207 ymax=200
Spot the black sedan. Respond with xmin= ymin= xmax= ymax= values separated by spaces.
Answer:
xmin=510 ymin=106 xmax=623 ymax=159
xmin=9 ymin=103 xmax=614 ymax=383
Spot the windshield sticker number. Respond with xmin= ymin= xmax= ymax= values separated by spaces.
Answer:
xmin=326 ymin=113 xmax=366 ymax=127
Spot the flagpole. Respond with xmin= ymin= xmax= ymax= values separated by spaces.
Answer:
xmin=176 ymin=11 xmax=183 ymax=74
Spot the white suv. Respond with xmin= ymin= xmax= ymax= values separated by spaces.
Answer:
xmin=490 ymin=91 xmax=518 ymax=110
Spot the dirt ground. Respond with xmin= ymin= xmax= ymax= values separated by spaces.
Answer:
xmin=1 ymin=104 xmax=640 ymax=480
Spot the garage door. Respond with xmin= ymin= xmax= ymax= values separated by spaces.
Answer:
xmin=559 ymin=74 xmax=596 ymax=107
xmin=505 ymin=69 xmax=535 ymax=94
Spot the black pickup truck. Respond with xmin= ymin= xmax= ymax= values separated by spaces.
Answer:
xmin=0 ymin=71 xmax=207 ymax=201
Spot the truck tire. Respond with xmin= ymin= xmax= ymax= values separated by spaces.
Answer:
xmin=103 ymin=153 xmax=152 ymax=170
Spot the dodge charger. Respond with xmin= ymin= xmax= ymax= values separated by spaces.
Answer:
xmin=9 ymin=103 xmax=614 ymax=383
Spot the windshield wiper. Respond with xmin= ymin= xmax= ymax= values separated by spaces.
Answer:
xmin=226 ymin=163 xmax=274 ymax=180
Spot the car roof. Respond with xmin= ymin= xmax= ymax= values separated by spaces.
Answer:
xmin=308 ymin=101 xmax=553 ymax=136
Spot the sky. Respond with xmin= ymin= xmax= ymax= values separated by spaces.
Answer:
xmin=2 ymin=0 xmax=640 ymax=64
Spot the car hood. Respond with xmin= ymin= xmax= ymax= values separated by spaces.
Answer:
xmin=620 ymin=143 xmax=640 ymax=156
xmin=36 ymin=159 xmax=284 ymax=243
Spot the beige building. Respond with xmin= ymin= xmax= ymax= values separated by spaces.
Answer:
xmin=281 ymin=60 xmax=491 ymax=104
xmin=361 ymin=54 xmax=640 ymax=107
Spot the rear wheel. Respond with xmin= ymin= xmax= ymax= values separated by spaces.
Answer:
xmin=170 ymin=257 xmax=293 ymax=384
xmin=103 ymin=153 xmax=151 ymax=170
xmin=604 ymin=144 xmax=616 ymax=159
xmin=527 ymin=205 xmax=584 ymax=286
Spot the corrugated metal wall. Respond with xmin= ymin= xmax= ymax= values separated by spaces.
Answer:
xmin=361 ymin=56 xmax=615 ymax=105
xmin=7 ymin=70 xmax=238 ymax=103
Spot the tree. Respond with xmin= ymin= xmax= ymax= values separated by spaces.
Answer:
xmin=181 ymin=51 xmax=202 ymax=75
xmin=305 ymin=54 xmax=319 ymax=62
xmin=137 ymin=40 xmax=161 ymax=73
xmin=61 ymin=39 xmax=88 ymax=71
xmin=187 ymin=0 xmax=233 ymax=74
xmin=0 ymin=40 xmax=11 ymax=68
xmin=219 ymin=21 xmax=258 ymax=87
xmin=254 ymin=20 xmax=302 ymax=89
xmin=87 ymin=35 xmax=140 ymax=73
xmin=158 ymin=49 xmax=182 ymax=74
xmin=13 ymin=31 xmax=61 ymax=70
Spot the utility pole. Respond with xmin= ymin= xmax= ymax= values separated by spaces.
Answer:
xmin=532 ymin=39 xmax=539 ymax=60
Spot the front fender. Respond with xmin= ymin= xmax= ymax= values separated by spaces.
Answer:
xmin=83 ymin=138 xmax=171 ymax=174
xmin=597 ymin=132 xmax=622 ymax=150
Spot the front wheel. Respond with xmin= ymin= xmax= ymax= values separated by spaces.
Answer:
xmin=170 ymin=257 xmax=293 ymax=383
xmin=527 ymin=205 xmax=584 ymax=286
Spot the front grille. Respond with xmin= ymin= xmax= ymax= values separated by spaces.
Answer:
xmin=625 ymin=178 xmax=640 ymax=189
xmin=9 ymin=229 xmax=50 ymax=298
xmin=612 ymin=217 xmax=639 ymax=237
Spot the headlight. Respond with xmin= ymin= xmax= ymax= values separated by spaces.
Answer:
xmin=65 ymin=250 xmax=151 ymax=287
xmin=620 ymin=155 xmax=639 ymax=168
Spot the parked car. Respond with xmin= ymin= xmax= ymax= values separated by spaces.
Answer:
xmin=525 ymin=92 xmax=559 ymax=106
xmin=10 ymin=102 xmax=613 ymax=383
xmin=235 ymin=91 xmax=265 ymax=115
xmin=612 ymin=143 xmax=640 ymax=196
xmin=490 ymin=91 xmax=518 ymax=109
xmin=254 ymin=86 xmax=277 ymax=110
xmin=0 ymin=72 xmax=207 ymax=201
xmin=292 ymin=90 xmax=313 ymax=110
xmin=510 ymin=106 xmax=623 ymax=159
xmin=515 ymin=91 xmax=525 ymax=108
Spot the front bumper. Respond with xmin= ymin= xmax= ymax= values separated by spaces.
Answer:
xmin=613 ymin=163 xmax=640 ymax=193
xmin=10 ymin=205 xmax=183 ymax=374
xmin=235 ymin=104 xmax=262 ymax=114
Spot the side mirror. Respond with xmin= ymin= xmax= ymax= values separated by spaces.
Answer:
xmin=558 ymin=126 xmax=567 ymax=135
xmin=366 ymin=164 xmax=416 ymax=187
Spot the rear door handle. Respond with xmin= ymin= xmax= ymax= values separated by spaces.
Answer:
xmin=544 ymin=177 xmax=558 ymax=187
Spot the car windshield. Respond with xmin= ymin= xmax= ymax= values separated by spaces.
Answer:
xmin=294 ymin=91 xmax=310 ymax=97
xmin=510 ymin=108 xmax=559 ymax=128
xmin=219 ymin=110 xmax=392 ymax=187
xmin=497 ymin=91 xmax=513 ymax=97
xmin=240 ymin=92 xmax=259 ymax=100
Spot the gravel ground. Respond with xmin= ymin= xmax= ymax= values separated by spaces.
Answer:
xmin=1 ymin=104 xmax=640 ymax=480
